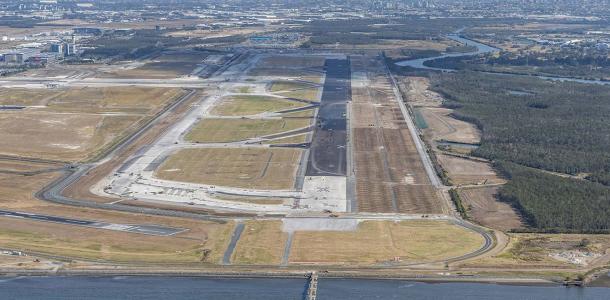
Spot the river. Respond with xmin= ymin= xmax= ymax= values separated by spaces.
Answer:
xmin=395 ymin=34 xmax=610 ymax=86
xmin=1 ymin=276 xmax=609 ymax=299
xmin=394 ymin=34 xmax=498 ymax=71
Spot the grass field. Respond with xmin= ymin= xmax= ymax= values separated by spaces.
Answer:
xmin=211 ymin=95 xmax=303 ymax=116
xmin=232 ymin=86 xmax=252 ymax=93
xmin=269 ymin=81 xmax=316 ymax=92
xmin=0 ymin=218 xmax=232 ymax=264
xmin=0 ymin=171 xmax=234 ymax=264
xmin=0 ymin=172 xmax=61 ymax=209
xmin=263 ymin=134 xmax=308 ymax=145
xmin=185 ymin=118 xmax=310 ymax=143
xmin=156 ymin=148 xmax=302 ymax=190
xmin=275 ymin=88 xmax=320 ymax=102
xmin=0 ymin=87 xmax=184 ymax=162
xmin=289 ymin=220 xmax=484 ymax=265
xmin=47 ymin=87 xmax=184 ymax=114
xmin=231 ymin=221 xmax=287 ymax=265
xmin=0 ymin=88 xmax=61 ymax=106
xmin=280 ymin=109 xmax=316 ymax=118
xmin=0 ymin=160 xmax=61 ymax=173
xmin=0 ymin=111 xmax=140 ymax=162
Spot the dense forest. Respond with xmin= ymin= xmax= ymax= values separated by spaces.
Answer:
xmin=495 ymin=161 xmax=610 ymax=232
xmin=432 ymin=72 xmax=610 ymax=178
xmin=431 ymin=72 xmax=610 ymax=232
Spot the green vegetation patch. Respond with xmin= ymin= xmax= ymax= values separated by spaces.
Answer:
xmin=496 ymin=161 xmax=610 ymax=233
xmin=413 ymin=108 xmax=428 ymax=129
xmin=185 ymin=118 xmax=310 ymax=143
xmin=270 ymin=81 xmax=316 ymax=92
xmin=433 ymin=72 xmax=610 ymax=178
xmin=211 ymin=95 xmax=303 ymax=116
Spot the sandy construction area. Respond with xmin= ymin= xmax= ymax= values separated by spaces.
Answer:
xmin=437 ymin=154 xmax=505 ymax=186
xmin=459 ymin=186 xmax=523 ymax=231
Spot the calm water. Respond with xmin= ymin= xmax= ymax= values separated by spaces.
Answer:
xmin=1 ymin=276 xmax=609 ymax=300
xmin=395 ymin=34 xmax=610 ymax=86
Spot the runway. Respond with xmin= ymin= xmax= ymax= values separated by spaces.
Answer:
xmin=0 ymin=210 xmax=186 ymax=236
xmin=305 ymin=58 xmax=351 ymax=176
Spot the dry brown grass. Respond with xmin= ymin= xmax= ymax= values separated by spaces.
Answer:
xmin=263 ymin=134 xmax=308 ymax=145
xmin=185 ymin=118 xmax=309 ymax=143
xmin=156 ymin=148 xmax=302 ymax=190
xmin=0 ymin=160 xmax=61 ymax=173
xmin=0 ymin=218 xmax=231 ymax=264
xmin=0 ymin=172 xmax=60 ymax=209
xmin=276 ymin=88 xmax=320 ymax=102
xmin=248 ymin=68 xmax=323 ymax=83
xmin=211 ymin=95 xmax=303 ymax=116
xmin=0 ymin=87 xmax=184 ymax=162
xmin=231 ymin=221 xmax=287 ymax=265
xmin=0 ymin=170 xmax=235 ymax=264
xmin=47 ymin=87 xmax=184 ymax=114
xmin=289 ymin=220 xmax=484 ymax=265
xmin=0 ymin=88 xmax=61 ymax=106
xmin=0 ymin=111 xmax=141 ymax=162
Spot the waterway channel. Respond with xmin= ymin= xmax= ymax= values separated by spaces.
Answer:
xmin=395 ymin=33 xmax=610 ymax=86
xmin=0 ymin=276 xmax=609 ymax=299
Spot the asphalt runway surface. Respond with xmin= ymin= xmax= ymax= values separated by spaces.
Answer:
xmin=306 ymin=59 xmax=351 ymax=176
xmin=0 ymin=210 xmax=186 ymax=236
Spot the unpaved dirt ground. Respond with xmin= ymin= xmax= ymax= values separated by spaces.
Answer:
xmin=437 ymin=154 xmax=505 ymax=186
xmin=459 ymin=186 xmax=523 ymax=231
xmin=463 ymin=233 xmax=610 ymax=271
xmin=420 ymin=107 xmax=481 ymax=144
xmin=352 ymin=56 xmax=443 ymax=214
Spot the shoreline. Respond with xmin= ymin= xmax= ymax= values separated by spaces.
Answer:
xmin=0 ymin=267 xmax=568 ymax=287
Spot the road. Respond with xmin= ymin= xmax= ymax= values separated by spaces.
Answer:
xmin=384 ymin=58 xmax=443 ymax=188
xmin=30 ymin=51 xmax=496 ymax=265
xmin=305 ymin=59 xmax=350 ymax=176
